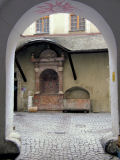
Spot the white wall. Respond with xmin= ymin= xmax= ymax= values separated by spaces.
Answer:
xmin=50 ymin=13 xmax=69 ymax=34
xmin=89 ymin=21 xmax=99 ymax=33
xmin=86 ymin=20 xmax=99 ymax=33
xmin=23 ymin=22 xmax=36 ymax=35
xmin=22 ymin=13 xmax=99 ymax=36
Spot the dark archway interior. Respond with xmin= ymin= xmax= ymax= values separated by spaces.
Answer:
xmin=40 ymin=69 xmax=59 ymax=94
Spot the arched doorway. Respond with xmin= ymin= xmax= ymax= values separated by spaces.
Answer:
xmin=0 ymin=0 xmax=119 ymax=157
xmin=36 ymin=69 xmax=61 ymax=110
xmin=40 ymin=69 xmax=59 ymax=94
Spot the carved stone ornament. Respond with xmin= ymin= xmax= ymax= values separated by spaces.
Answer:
xmin=40 ymin=49 xmax=57 ymax=58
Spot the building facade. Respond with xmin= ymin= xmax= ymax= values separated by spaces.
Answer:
xmin=15 ymin=32 xmax=109 ymax=112
xmin=23 ymin=13 xmax=99 ymax=36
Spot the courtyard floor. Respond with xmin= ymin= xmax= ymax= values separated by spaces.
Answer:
xmin=14 ymin=112 xmax=119 ymax=160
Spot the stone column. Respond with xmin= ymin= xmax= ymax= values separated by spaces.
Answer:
xmin=34 ymin=63 xmax=40 ymax=94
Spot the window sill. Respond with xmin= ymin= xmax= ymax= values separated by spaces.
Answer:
xmin=69 ymin=30 xmax=85 ymax=32
xmin=35 ymin=32 xmax=49 ymax=35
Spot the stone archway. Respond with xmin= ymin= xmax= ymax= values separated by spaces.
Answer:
xmin=0 ymin=0 xmax=120 ymax=157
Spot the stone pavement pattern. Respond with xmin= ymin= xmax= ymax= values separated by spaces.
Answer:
xmin=14 ymin=112 xmax=119 ymax=160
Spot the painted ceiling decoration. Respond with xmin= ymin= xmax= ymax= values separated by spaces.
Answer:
xmin=35 ymin=0 xmax=78 ymax=14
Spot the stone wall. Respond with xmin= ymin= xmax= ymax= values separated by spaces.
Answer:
xmin=63 ymin=53 xmax=110 ymax=112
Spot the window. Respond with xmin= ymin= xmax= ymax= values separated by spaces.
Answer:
xmin=36 ymin=16 xmax=49 ymax=33
xmin=70 ymin=15 xmax=85 ymax=32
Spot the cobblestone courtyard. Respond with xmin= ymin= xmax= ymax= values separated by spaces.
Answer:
xmin=14 ymin=112 xmax=119 ymax=160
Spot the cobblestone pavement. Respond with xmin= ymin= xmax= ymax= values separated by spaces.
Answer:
xmin=14 ymin=112 xmax=119 ymax=160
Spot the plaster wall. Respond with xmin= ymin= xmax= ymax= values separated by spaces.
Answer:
xmin=16 ymin=50 xmax=109 ymax=112
xmin=85 ymin=20 xmax=99 ymax=33
xmin=89 ymin=20 xmax=99 ymax=33
xmin=50 ymin=13 xmax=70 ymax=34
xmin=63 ymin=53 xmax=110 ymax=112
xmin=16 ymin=49 xmax=35 ymax=111
xmin=17 ymin=34 xmax=107 ymax=50
xmin=23 ymin=22 xmax=36 ymax=35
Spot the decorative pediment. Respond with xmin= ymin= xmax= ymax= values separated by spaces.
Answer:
xmin=40 ymin=49 xmax=57 ymax=58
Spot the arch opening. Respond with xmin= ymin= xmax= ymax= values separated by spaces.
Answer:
xmin=6 ymin=0 xmax=119 ymax=137
xmin=1 ymin=0 xmax=118 ymax=157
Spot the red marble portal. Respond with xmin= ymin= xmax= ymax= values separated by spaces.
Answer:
xmin=32 ymin=49 xmax=64 ymax=110
xmin=34 ymin=94 xmax=63 ymax=110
